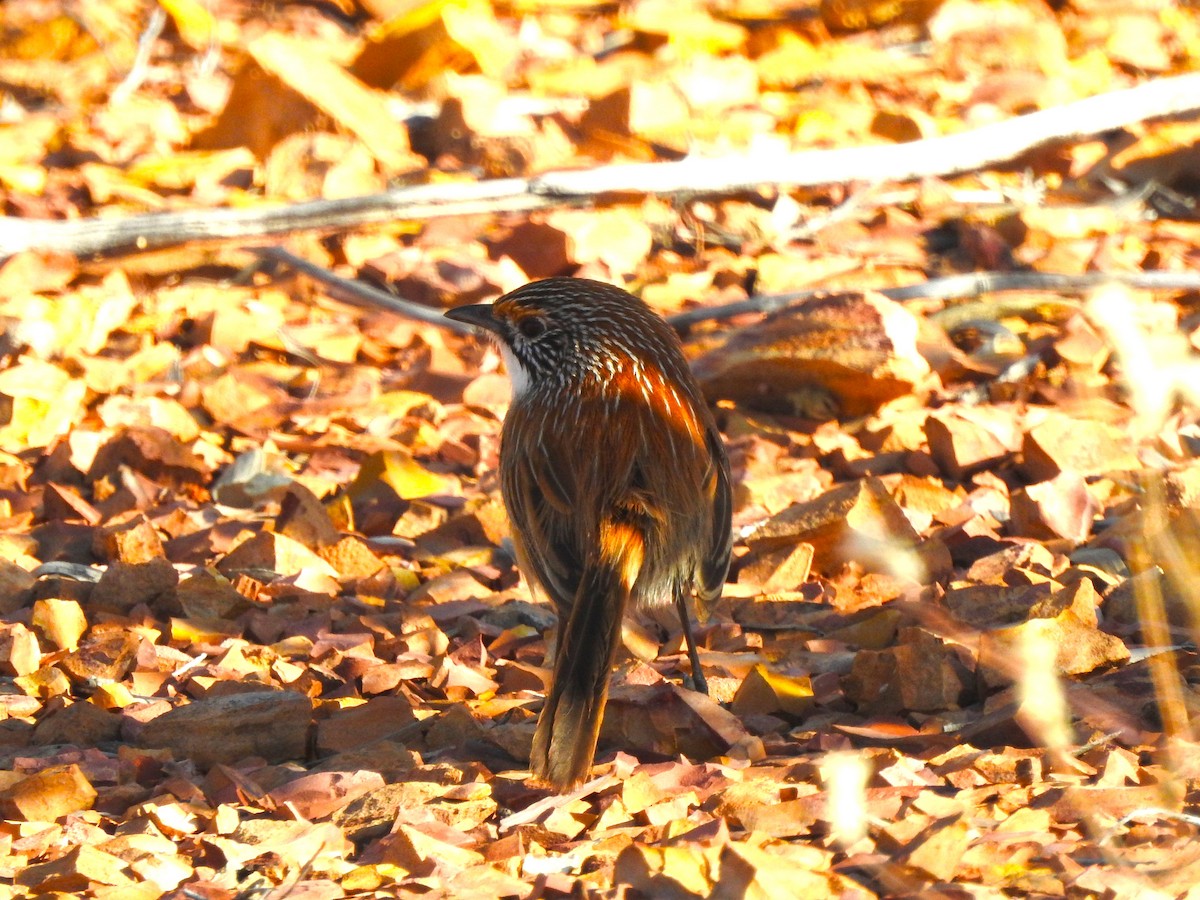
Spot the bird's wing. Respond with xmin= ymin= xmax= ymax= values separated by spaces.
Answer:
xmin=699 ymin=420 xmax=733 ymax=612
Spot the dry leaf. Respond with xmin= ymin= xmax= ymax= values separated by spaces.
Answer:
xmin=131 ymin=690 xmax=312 ymax=768
xmin=694 ymin=292 xmax=934 ymax=418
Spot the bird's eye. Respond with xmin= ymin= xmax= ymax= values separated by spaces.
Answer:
xmin=518 ymin=317 xmax=547 ymax=339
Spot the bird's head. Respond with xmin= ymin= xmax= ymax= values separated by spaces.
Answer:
xmin=445 ymin=278 xmax=681 ymax=399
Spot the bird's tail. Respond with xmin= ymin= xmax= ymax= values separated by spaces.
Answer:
xmin=531 ymin=517 xmax=643 ymax=791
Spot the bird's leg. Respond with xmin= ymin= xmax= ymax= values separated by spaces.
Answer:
xmin=674 ymin=590 xmax=708 ymax=696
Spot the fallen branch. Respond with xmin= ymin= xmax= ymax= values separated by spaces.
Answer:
xmin=0 ymin=178 xmax=558 ymax=260
xmin=667 ymin=269 xmax=1200 ymax=329
xmin=532 ymin=73 xmax=1200 ymax=197
xmin=3 ymin=73 xmax=1200 ymax=260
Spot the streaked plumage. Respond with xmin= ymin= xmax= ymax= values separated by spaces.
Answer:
xmin=446 ymin=277 xmax=732 ymax=790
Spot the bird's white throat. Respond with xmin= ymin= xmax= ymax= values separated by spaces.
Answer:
xmin=498 ymin=343 xmax=532 ymax=399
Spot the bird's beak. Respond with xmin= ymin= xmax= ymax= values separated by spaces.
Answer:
xmin=445 ymin=303 xmax=502 ymax=335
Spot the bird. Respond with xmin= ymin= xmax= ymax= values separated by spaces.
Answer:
xmin=446 ymin=277 xmax=732 ymax=791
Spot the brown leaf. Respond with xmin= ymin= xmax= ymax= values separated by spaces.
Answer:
xmin=737 ymin=542 xmax=814 ymax=594
xmin=275 ymin=483 xmax=342 ymax=551
xmin=336 ymin=777 xmax=496 ymax=842
xmin=230 ymin=819 xmax=353 ymax=870
xmin=844 ymin=628 xmax=971 ymax=713
xmin=1009 ymin=471 xmax=1099 ymax=542
xmin=0 ymin=359 xmax=87 ymax=452
xmin=1019 ymin=411 xmax=1139 ymax=482
xmin=29 ymin=598 xmax=86 ymax=652
xmin=315 ymin=696 xmax=417 ymax=755
xmin=217 ymin=531 xmax=340 ymax=581
xmin=731 ymin=665 xmax=815 ymax=718
xmin=747 ymin=477 xmax=946 ymax=578
xmin=88 ymin=426 xmax=207 ymax=488
xmin=1044 ymin=783 xmax=1184 ymax=823
xmin=373 ymin=822 xmax=485 ymax=876
xmin=926 ymin=406 xmax=1022 ymax=480
xmin=823 ymin=0 xmax=945 ymax=31
xmin=351 ymin=0 xmax=506 ymax=92
xmin=174 ymin=569 xmax=251 ymax=620
xmin=0 ymin=623 xmax=42 ymax=676
xmin=0 ymin=763 xmax=96 ymax=822
xmin=611 ymin=841 xmax=721 ymax=899
xmin=0 ymin=250 xmax=78 ymax=297
xmin=264 ymin=132 xmax=384 ymax=201
xmin=318 ymin=536 xmax=386 ymax=579
xmin=903 ymin=817 xmax=971 ymax=881
xmin=546 ymin=207 xmax=655 ymax=275
xmin=42 ymin=483 xmax=102 ymax=525
xmin=94 ymin=515 xmax=167 ymax=564
xmin=0 ymin=561 xmax=35 ymax=615
xmin=130 ymin=690 xmax=311 ymax=768
xmin=601 ymin=679 xmax=753 ymax=763
xmin=718 ymin=839 xmax=849 ymax=898
xmin=13 ymin=844 xmax=133 ymax=892
xmin=486 ymin=220 xmax=572 ymax=280
xmin=199 ymin=371 xmax=291 ymax=434
xmin=694 ymin=292 xmax=934 ymax=418
xmin=977 ymin=587 xmax=1130 ymax=689
xmin=267 ymin=770 xmax=386 ymax=821
xmin=90 ymin=558 xmax=179 ymax=614
xmin=15 ymin=664 xmax=72 ymax=699
xmin=33 ymin=699 xmax=121 ymax=746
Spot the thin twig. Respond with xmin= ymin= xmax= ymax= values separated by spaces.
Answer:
xmin=666 ymin=269 xmax=1200 ymax=330
xmin=949 ymin=350 xmax=1047 ymax=406
xmin=1098 ymin=807 xmax=1200 ymax=847
xmin=882 ymin=269 xmax=1200 ymax=303
xmin=260 ymin=245 xmax=1200 ymax=341
xmin=111 ymin=6 xmax=167 ymax=104
xmin=248 ymin=246 xmax=473 ymax=334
